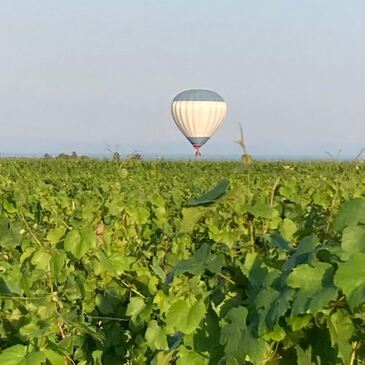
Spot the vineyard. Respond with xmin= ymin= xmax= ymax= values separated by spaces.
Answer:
xmin=0 ymin=159 xmax=365 ymax=364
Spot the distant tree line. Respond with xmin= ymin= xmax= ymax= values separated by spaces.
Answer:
xmin=43 ymin=152 xmax=89 ymax=160
xmin=43 ymin=151 xmax=143 ymax=161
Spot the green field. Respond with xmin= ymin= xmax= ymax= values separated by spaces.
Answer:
xmin=0 ymin=159 xmax=365 ymax=364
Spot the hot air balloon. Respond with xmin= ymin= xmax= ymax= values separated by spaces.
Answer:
xmin=171 ymin=89 xmax=227 ymax=158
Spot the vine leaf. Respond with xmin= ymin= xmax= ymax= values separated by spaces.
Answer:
xmin=165 ymin=299 xmax=206 ymax=334
xmin=126 ymin=297 xmax=146 ymax=322
xmin=334 ymin=253 xmax=365 ymax=301
xmin=145 ymin=320 xmax=169 ymax=351
xmin=333 ymin=197 xmax=365 ymax=232
xmin=220 ymin=306 xmax=248 ymax=364
xmin=328 ymin=311 xmax=354 ymax=364
xmin=44 ymin=349 xmax=65 ymax=365
xmin=64 ymin=228 xmax=96 ymax=259
xmin=180 ymin=207 xmax=206 ymax=233
xmin=287 ymin=262 xmax=337 ymax=316
xmin=187 ymin=179 xmax=229 ymax=206
xmin=176 ymin=346 xmax=208 ymax=365
xmin=220 ymin=307 xmax=267 ymax=364
xmin=174 ymin=243 xmax=225 ymax=276
xmin=283 ymin=235 xmax=319 ymax=271
xmin=0 ymin=345 xmax=27 ymax=365
xmin=341 ymin=225 xmax=365 ymax=255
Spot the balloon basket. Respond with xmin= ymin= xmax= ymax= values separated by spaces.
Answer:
xmin=194 ymin=146 xmax=202 ymax=160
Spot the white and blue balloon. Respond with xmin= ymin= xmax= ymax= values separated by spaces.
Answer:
xmin=171 ymin=89 xmax=227 ymax=157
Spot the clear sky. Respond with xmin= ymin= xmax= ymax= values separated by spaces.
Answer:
xmin=1 ymin=1 xmax=365 ymax=157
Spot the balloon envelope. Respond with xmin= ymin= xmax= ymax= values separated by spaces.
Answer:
xmin=171 ymin=89 xmax=227 ymax=151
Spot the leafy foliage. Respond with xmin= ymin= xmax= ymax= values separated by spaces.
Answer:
xmin=0 ymin=159 xmax=365 ymax=364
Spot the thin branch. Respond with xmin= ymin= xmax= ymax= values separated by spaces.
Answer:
xmin=121 ymin=280 xmax=146 ymax=299
xmin=18 ymin=211 xmax=42 ymax=247
xmin=0 ymin=295 xmax=51 ymax=300
xmin=217 ymin=272 xmax=235 ymax=285
xmin=349 ymin=341 xmax=358 ymax=365
xmin=353 ymin=147 xmax=365 ymax=161
xmin=270 ymin=177 xmax=282 ymax=207
xmin=85 ymin=315 xmax=128 ymax=322
xmin=57 ymin=322 xmax=66 ymax=339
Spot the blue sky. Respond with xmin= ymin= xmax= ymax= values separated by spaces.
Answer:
xmin=1 ymin=1 xmax=365 ymax=157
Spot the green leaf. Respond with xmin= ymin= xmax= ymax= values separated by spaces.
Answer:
xmin=288 ymin=262 xmax=337 ymax=316
xmin=47 ymin=226 xmax=66 ymax=245
xmin=93 ymin=250 xmax=112 ymax=275
xmin=174 ymin=243 xmax=225 ymax=276
xmin=220 ymin=307 xmax=267 ymax=364
xmin=0 ymin=220 xmax=22 ymax=250
xmin=283 ymin=235 xmax=319 ymax=271
xmin=266 ymin=289 xmax=294 ymax=330
xmin=287 ymin=263 xmax=330 ymax=291
xmin=126 ymin=297 xmax=146 ymax=322
xmin=2 ymin=267 xmax=24 ymax=295
xmin=64 ymin=229 xmax=82 ymax=258
xmin=287 ymin=315 xmax=312 ymax=331
xmin=145 ymin=320 xmax=169 ymax=351
xmin=220 ymin=306 xmax=248 ymax=364
xmin=165 ymin=299 xmax=206 ymax=334
xmin=0 ymin=345 xmax=27 ymax=365
xmin=176 ymin=346 xmax=207 ymax=365
xmin=240 ymin=251 xmax=267 ymax=288
xmin=19 ymin=351 xmax=46 ymax=365
xmin=3 ymin=200 xmax=17 ymax=214
xmin=252 ymin=286 xmax=293 ymax=336
xmin=19 ymin=322 xmax=45 ymax=340
xmin=247 ymin=203 xmax=279 ymax=219
xmin=243 ymin=329 xmax=268 ymax=364
xmin=151 ymin=257 xmax=166 ymax=281
xmin=341 ymin=225 xmax=365 ymax=255
xmin=328 ymin=311 xmax=354 ymax=364
xmin=262 ymin=324 xmax=286 ymax=341
xmin=280 ymin=218 xmax=297 ymax=241
xmin=180 ymin=207 xmax=205 ymax=233
xmin=194 ymin=309 xmax=222 ymax=353
xmin=334 ymin=253 xmax=365 ymax=299
xmin=31 ymin=250 xmax=51 ymax=271
xmin=333 ymin=197 xmax=365 ymax=232
xmin=50 ymin=251 xmax=67 ymax=276
xmin=64 ymin=228 xmax=96 ymax=259
xmin=187 ymin=179 xmax=229 ymax=206
xmin=91 ymin=350 xmax=103 ymax=365
xmin=270 ymin=232 xmax=292 ymax=251
xmin=348 ymin=284 xmax=365 ymax=310
xmin=43 ymin=349 xmax=65 ymax=365
xmin=240 ymin=251 xmax=280 ymax=289
xmin=296 ymin=346 xmax=312 ymax=365
xmin=109 ymin=253 xmax=136 ymax=274
xmin=308 ymin=286 xmax=338 ymax=313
